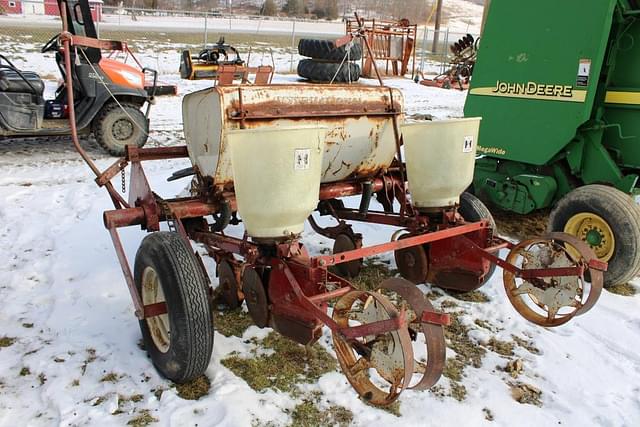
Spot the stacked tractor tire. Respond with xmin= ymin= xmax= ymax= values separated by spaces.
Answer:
xmin=297 ymin=39 xmax=362 ymax=83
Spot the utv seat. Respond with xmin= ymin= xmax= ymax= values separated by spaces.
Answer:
xmin=0 ymin=69 xmax=45 ymax=96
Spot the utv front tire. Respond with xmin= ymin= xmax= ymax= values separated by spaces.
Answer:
xmin=93 ymin=102 xmax=148 ymax=156
xmin=134 ymin=232 xmax=213 ymax=383
xmin=548 ymin=184 xmax=640 ymax=287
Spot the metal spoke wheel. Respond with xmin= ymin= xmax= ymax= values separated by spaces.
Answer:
xmin=378 ymin=278 xmax=447 ymax=390
xmin=332 ymin=290 xmax=414 ymax=406
xmin=218 ymin=260 xmax=243 ymax=309
xmin=503 ymin=233 xmax=603 ymax=327
xmin=332 ymin=233 xmax=363 ymax=278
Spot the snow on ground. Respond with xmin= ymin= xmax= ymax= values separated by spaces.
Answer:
xmin=443 ymin=0 xmax=484 ymax=34
xmin=1 ymin=27 xmax=640 ymax=427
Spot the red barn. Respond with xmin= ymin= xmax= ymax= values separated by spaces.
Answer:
xmin=43 ymin=0 xmax=102 ymax=22
xmin=0 ymin=0 xmax=22 ymax=14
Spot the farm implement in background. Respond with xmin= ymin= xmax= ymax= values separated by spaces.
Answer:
xmin=180 ymin=37 xmax=274 ymax=85
xmin=420 ymin=34 xmax=478 ymax=90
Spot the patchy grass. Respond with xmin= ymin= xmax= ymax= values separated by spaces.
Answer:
xmin=0 ymin=336 xmax=16 ymax=347
xmin=364 ymin=399 xmax=401 ymax=417
xmin=214 ymin=309 xmax=254 ymax=338
xmin=442 ymin=311 xmax=487 ymax=401
xmin=350 ymin=258 xmax=395 ymax=291
xmin=19 ymin=367 xmax=30 ymax=376
xmin=449 ymin=382 xmax=467 ymax=401
xmin=511 ymin=335 xmax=541 ymax=355
xmin=22 ymin=323 xmax=34 ymax=328
xmin=175 ymin=375 xmax=210 ymax=400
xmin=606 ymin=283 xmax=637 ymax=297
xmin=100 ymin=372 xmax=120 ymax=383
xmin=90 ymin=395 xmax=107 ymax=407
xmin=127 ymin=409 xmax=158 ymax=427
xmin=501 ymin=359 xmax=524 ymax=379
xmin=0 ymin=26 xmax=300 ymax=53
xmin=440 ymin=299 xmax=459 ymax=309
xmin=445 ymin=312 xmax=486 ymax=369
xmin=486 ymin=337 xmax=515 ymax=357
xmin=493 ymin=209 xmax=550 ymax=241
xmin=474 ymin=319 xmax=495 ymax=331
xmin=289 ymin=393 xmax=353 ymax=427
xmin=443 ymin=358 xmax=465 ymax=382
xmin=81 ymin=348 xmax=97 ymax=375
xmin=448 ymin=290 xmax=490 ymax=303
xmin=151 ymin=388 xmax=166 ymax=401
xmin=510 ymin=382 xmax=543 ymax=407
xmin=222 ymin=332 xmax=337 ymax=394
xmin=71 ymin=379 xmax=80 ymax=387
xmin=483 ymin=407 xmax=495 ymax=421
xmin=429 ymin=384 xmax=446 ymax=399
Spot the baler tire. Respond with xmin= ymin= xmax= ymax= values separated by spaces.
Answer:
xmin=458 ymin=192 xmax=497 ymax=283
xmin=92 ymin=102 xmax=148 ymax=157
xmin=548 ymin=185 xmax=640 ymax=287
xmin=297 ymin=59 xmax=360 ymax=83
xmin=134 ymin=232 xmax=213 ymax=383
xmin=298 ymin=38 xmax=363 ymax=61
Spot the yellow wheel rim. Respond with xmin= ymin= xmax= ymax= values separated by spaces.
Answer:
xmin=564 ymin=212 xmax=615 ymax=262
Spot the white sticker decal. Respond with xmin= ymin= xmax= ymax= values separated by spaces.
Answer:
xmin=294 ymin=149 xmax=311 ymax=170
xmin=577 ymin=59 xmax=591 ymax=87
xmin=463 ymin=136 xmax=474 ymax=153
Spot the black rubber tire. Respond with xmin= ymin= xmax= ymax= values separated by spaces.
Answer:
xmin=92 ymin=102 xmax=148 ymax=156
xmin=548 ymin=184 xmax=640 ymax=287
xmin=458 ymin=192 xmax=497 ymax=283
xmin=298 ymin=38 xmax=363 ymax=61
xmin=297 ymin=59 xmax=360 ymax=83
xmin=134 ymin=232 xmax=213 ymax=383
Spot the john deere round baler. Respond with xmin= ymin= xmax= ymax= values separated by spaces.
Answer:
xmin=465 ymin=0 xmax=640 ymax=286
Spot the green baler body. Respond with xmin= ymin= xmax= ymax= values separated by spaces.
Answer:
xmin=464 ymin=0 xmax=640 ymax=214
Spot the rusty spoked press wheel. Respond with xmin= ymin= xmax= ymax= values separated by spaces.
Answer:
xmin=242 ymin=267 xmax=269 ymax=328
xmin=332 ymin=290 xmax=414 ymax=406
xmin=218 ymin=260 xmax=243 ymax=309
xmin=378 ymin=278 xmax=447 ymax=390
xmin=503 ymin=232 xmax=604 ymax=327
xmin=332 ymin=233 xmax=363 ymax=278
xmin=394 ymin=233 xmax=429 ymax=285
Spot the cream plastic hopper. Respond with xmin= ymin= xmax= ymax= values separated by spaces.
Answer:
xmin=227 ymin=126 xmax=326 ymax=240
xmin=402 ymin=118 xmax=481 ymax=209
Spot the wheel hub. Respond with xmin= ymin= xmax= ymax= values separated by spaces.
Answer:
xmin=112 ymin=118 xmax=135 ymax=141
xmin=564 ymin=213 xmax=615 ymax=261
xmin=141 ymin=266 xmax=170 ymax=353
